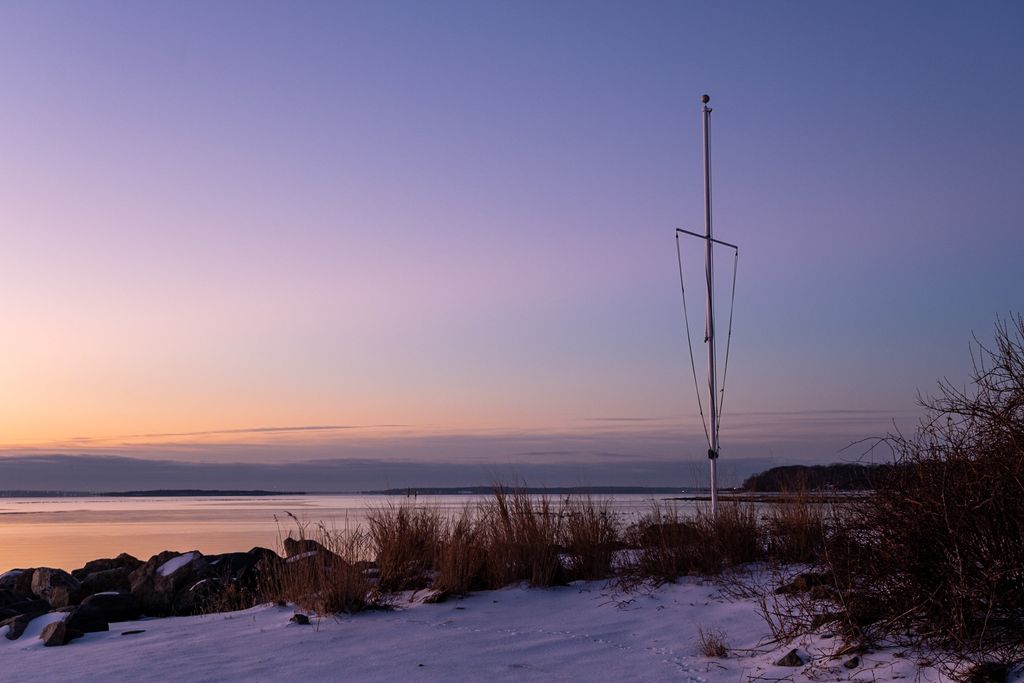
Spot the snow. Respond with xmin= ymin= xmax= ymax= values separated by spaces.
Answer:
xmin=0 ymin=611 xmax=67 ymax=646
xmin=0 ymin=577 xmax=986 ymax=683
xmin=156 ymin=552 xmax=198 ymax=577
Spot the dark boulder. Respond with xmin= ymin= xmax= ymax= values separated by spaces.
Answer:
xmin=62 ymin=604 xmax=109 ymax=633
xmin=171 ymin=577 xmax=228 ymax=615
xmin=4 ymin=598 xmax=51 ymax=616
xmin=80 ymin=566 xmax=133 ymax=596
xmin=966 ymin=663 xmax=1009 ymax=683
xmin=31 ymin=568 xmax=82 ymax=608
xmin=0 ymin=587 xmax=16 ymax=607
xmin=71 ymin=553 xmax=142 ymax=580
xmin=283 ymin=537 xmax=332 ymax=558
xmin=40 ymin=620 xmax=83 ymax=647
xmin=81 ymin=592 xmax=141 ymax=623
xmin=2 ymin=613 xmax=38 ymax=641
xmin=0 ymin=569 xmax=37 ymax=600
xmin=129 ymin=551 xmax=209 ymax=616
xmin=14 ymin=569 xmax=36 ymax=599
xmin=775 ymin=649 xmax=805 ymax=667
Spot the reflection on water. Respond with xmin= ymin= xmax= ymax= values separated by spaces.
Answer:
xmin=0 ymin=494 xmax=684 ymax=571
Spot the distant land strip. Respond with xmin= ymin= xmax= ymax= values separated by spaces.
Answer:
xmin=0 ymin=489 xmax=306 ymax=498
xmin=358 ymin=486 xmax=697 ymax=495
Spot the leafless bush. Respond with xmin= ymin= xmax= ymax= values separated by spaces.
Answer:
xmin=432 ymin=507 xmax=488 ymax=596
xmin=624 ymin=501 xmax=699 ymax=583
xmin=697 ymin=626 xmax=730 ymax=657
xmin=826 ymin=315 xmax=1024 ymax=662
xmin=765 ymin=487 xmax=828 ymax=564
xmin=367 ymin=503 xmax=443 ymax=591
xmin=624 ymin=501 xmax=766 ymax=582
xmin=703 ymin=502 xmax=763 ymax=570
xmin=266 ymin=522 xmax=379 ymax=614
xmin=562 ymin=496 xmax=621 ymax=580
xmin=480 ymin=489 xmax=567 ymax=587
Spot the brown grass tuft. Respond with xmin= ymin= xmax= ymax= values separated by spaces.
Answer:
xmin=367 ymin=503 xmax=443 ymax=591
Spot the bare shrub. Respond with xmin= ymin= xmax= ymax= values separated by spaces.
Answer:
xmin=697 ymin=626 xmax=730 ymax=657
xmin=266 ymin=522 xmax=378 ymax=614
xmin=765 ymin=488 xmax=828 ymax=564
xmin=624 ymin=501 xmax=698 ymax=583
xmin=624 ymin=500 xmax=764 ymax=582
xmin=367 ymin=503 xmax=442 ymax=591
xmin=432 ymin=507 xmax=489 ymax=596
xmin=562 ymin=496 xmax=621 ymax=580
xmin=480 ymin=489 xmax=566 ymax=587
xmin=827 ymin=315 xmax=1024 ymax=661
xmin=701 ymin=502 xmax=763 ymax=571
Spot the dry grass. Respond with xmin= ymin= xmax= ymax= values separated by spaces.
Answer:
xmin=253 ymin=487 xmax=841 ymax=620
xmin=704 ymin=503 xmax=762 ymax=570
xmin=765 ymin=488 xmax=828 ymax=564
xmin=368 ymin=503 xmax=442 ymax=591
xmin=266 ymin=521 xmax=379 ymax=614
xmin=432 ymin=507 xmax=488 ymax=596
xmin=697 ymin=626 xmax=730 ymax=657
xmin=480 ymin=489 xmax=566 ymax=587
xmin=624 ymin=501 xmax=767 ymax=583
xmin=562 ymin=496 xmax=621 ymax=580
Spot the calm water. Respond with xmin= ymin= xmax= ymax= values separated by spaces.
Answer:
xmin=0 ymin=494 xmax=683 ymax=571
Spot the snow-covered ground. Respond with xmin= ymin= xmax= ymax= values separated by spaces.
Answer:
xmin=0 ymin=577 xmax=991 ymax=683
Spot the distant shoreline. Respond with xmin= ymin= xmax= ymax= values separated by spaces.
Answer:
xmin=0 ymin=489 xmax=307 ymax=498
xmin=0 ymin=486 xmax=697 ymax=498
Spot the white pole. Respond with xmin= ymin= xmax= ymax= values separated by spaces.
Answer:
xmin=701 ymin=94 xmax=719 ymax=516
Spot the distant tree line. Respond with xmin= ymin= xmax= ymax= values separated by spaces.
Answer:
xmin=741 ymin=463 xmax=893 ymax=492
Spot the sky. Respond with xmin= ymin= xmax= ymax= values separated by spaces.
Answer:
xmin=1 ymin=1 xmax=1022 ymax=490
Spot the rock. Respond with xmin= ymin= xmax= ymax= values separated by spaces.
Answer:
xmin=4 ymin=598 xmax=51 ymax=616
xmin=290 ymin=613 xmax=310 ymax=625
xmin=2 ymin=614 xmax=37 ymax=641
xmin=843 ymin=656 xmax=860 ymax=670
xmin=71 ymin=553 xmax=142 ymax=580
xmin=0 ymin=587 xmax=16 ymax=607
xmin=129 ymin=551 xmax=209 ymax=616
xmin=202 ymin=547 xmax=283 ymax=604
xmin=120 ymin=629 xmax=145 ymax=635
xmin=81 ymin=592 xmax=142 ymax=623
xmin=63 ymin=604 xmax=109 ymax=633
xmin=283 ymin=537 xmax=332 ymax=558
xmin=422 ymin=590 xmax=449 ymax=604
xmin=966 ymin=663 xmax=1009 ymax=683
xmin=12 ymin=569 xmax=36 ymax=600
xmin=775 ymin=649 xmax=804 ymax=667
xmin=0 ymin=571 xmax=23 ymax=592
xmin=40 ymin=620 xmax=83 ymax=647
xmin=31 ymin=568 xmax=82 ymax=608
xmin=172 ymin=577 xmax=228 ymax=615
xmin=79 ymin=567 xmax=133 ymax=596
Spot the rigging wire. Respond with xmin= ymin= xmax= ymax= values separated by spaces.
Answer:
xmin=716 ymin=248 xmax=739 ymax=431
xmin=675 ymin=233 xmax=712 ymax=449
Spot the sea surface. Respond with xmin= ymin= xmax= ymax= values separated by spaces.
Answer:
xmin=0 ymin=493 xmax=689 ymax=571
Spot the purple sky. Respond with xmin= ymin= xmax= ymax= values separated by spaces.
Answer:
xmin=1 ymin=1 xmax=1022 ymax=489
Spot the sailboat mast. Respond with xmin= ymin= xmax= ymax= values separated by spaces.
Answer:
xmin=701 ymin=94 xmax=720 ymax=515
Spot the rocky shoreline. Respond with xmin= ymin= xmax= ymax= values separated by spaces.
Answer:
xmin=0 ymin=540 xmax=341 ymax=647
